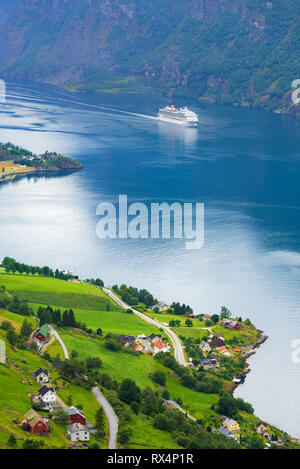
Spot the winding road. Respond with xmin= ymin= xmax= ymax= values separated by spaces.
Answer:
xmin=103 ymin=288 xmax=186 ymax=366
xmin=48 ymin=325 xmax=118 ymax=448
xmin=48 ymin=325 xmax=69 ymax=359
xmin=167 ymin=400 xmax=196 ymax=422
xmin=92 ymin=386 xmax=119 ymax=449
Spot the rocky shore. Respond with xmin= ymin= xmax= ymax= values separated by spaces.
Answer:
xmin=230 ymin=332 xmax=268 ymax=393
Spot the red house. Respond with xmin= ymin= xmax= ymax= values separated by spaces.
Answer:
xmin=221 ymin=320 xmax=241 ymax=330
xmin=23 ymin=409 xmax=49 ymax=434
xmin=33 ymin=324 xmax=49 ymax=344
xmin=66 ymin=406 xmax=86 ymax=425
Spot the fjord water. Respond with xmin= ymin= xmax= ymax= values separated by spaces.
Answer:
xmin=0 ymin=82 xmax=300 ymax=437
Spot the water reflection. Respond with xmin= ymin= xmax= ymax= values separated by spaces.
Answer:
xmin=158 ymin=121 xmax=198 ymax=147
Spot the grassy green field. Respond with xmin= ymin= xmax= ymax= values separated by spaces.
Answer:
xmin=60 ymin=329 xmax=160 ymax=389
xmin=125 ymin=412 xmax=181 ymax=449
xmin=145 ymin=310 xmax=210 ymax=328
xmin=57 ymin=383 xmax=108 ymax=449
xmin=29 ymin=303 xmax=161 ymax=337
xmin=0 ymin=331 xmax=110 ymax=448
xmin=0 ymin=309 xmax=36 ymax=333
xmin=0 ymin=270 xmax=290 ymax=449
xmin=45 ymin=338 xmax=64 ymax=360
xmin=74 ymin=308 xmax=158 ymax=336
xmin=173 ymin=327 xmax=209 ymax=340
xmin=0 ymin=336 xmax=69 ymax=448
xmin=0 ymin=325 xmax=213 ymax=449
xmin=213 ymin=325 xmax=259 ymax=346
xmin=0 ymin=273 xmax=120 ymax=311
xmin=59 ymin=329 xmax=216 ymax=420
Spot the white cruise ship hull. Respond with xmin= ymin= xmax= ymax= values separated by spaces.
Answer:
xmin=158 ymin=114 xmax=198 ymax=126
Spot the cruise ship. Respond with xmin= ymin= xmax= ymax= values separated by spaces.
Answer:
xmin=158 ymin=105 xmax=199 ymax=126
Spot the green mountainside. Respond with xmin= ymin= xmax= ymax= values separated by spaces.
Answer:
xmin=0 ymin=257 xmax=299 ymax=449
xmin=0 ymin=0 xmax=299 ymax=112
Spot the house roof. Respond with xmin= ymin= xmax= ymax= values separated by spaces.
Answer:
xmin=24 ymin=409 xmax=46 ymax=428
xmin=34 ymin=324 xmax=49 ymax=338
xmin=223 ymin=418 xmax=238 ymax=427
xmin=133 ymin=344 xmax=142 ymax=351
xmin=149 ymin=334 xmax=162 ymax=341
xmin=153 ymin=339 xmax=166 ymax=350
xmin=199 ymin=340 xmax=210 ymax=348
xmin=33 ymin=368 xmax=49 ymax=378
xmin=219 ymin=426 xmax=234 ymax=437
xmin=201 ymin=359 xmax=216 ymax=365
xmin=209 ymin=338 xmax=225 ymax=348
xmin=66 ymin=406 xmax=85 ymax=418
xmin=38 ymin=385 xmax=55 ymax=396
xmin=119 ymin=335 xmax=136 ymax=341
xmin=68 ymin=423 xmax=89 ymax=434
xmin=256 ymin=420 xmax=267 ymax=428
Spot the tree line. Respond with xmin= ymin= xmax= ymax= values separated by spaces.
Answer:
xmin=0 ymin=287 xmax=33 ymax=316
xmin=2 ymin=257 xmax=74 ymax=280
xmin=37 ymin=306 xmax=91 ymax=333
xmin=112 ymin=284 xmax=156 ymax=307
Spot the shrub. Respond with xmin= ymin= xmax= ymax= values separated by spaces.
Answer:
xmin=151 ymin=370 xmax=166 ymax=386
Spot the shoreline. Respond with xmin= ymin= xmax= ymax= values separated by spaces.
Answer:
xmin=63 ymin=83 xmax=300 ymax=118
xmin=230 ymin=330 xmax=268 ymax=393
xmin=0 ymin=167 xmax=82 ymax=184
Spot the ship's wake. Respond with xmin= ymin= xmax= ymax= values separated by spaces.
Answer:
xmin=55 ymin=96 xmax=158 ymax=121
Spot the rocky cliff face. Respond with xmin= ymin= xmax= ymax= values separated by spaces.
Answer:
xmin=0 ymin=0 xmax=299 ymax=114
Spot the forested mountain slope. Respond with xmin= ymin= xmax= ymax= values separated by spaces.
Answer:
xmin=0 ymin=0 xmax=299 ymax=114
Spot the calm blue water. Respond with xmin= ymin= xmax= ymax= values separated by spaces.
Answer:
xmin=0 ymin=81 xmax=300 ymax=437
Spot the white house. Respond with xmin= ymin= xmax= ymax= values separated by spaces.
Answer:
xmin=152 ymin=302 xmax=169 ymax=312
xmin=33 ymin=368 xmax=50 ymax=384
xmin=199 ymin=340 xmax=211 ymax=353
xmin=38 ymin=385 xmax=56 ymax=404
xmin=67 ymin=423 xmax=90 ymax=442
xmin=255 ymin=421 xmax=269 ymax=438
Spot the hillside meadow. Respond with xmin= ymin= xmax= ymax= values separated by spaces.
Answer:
xmin=0 ymin=273 xmax=120 ymax=311
xmin=58 ymin=329 xmax=217 ymax=421
xmin=29 ymin=303 xmax=160 ymax=337
xmin=0 ymin=309 xmax=36 ymax=333
xmin=0 ymin=334 xmax=68 ymax=448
